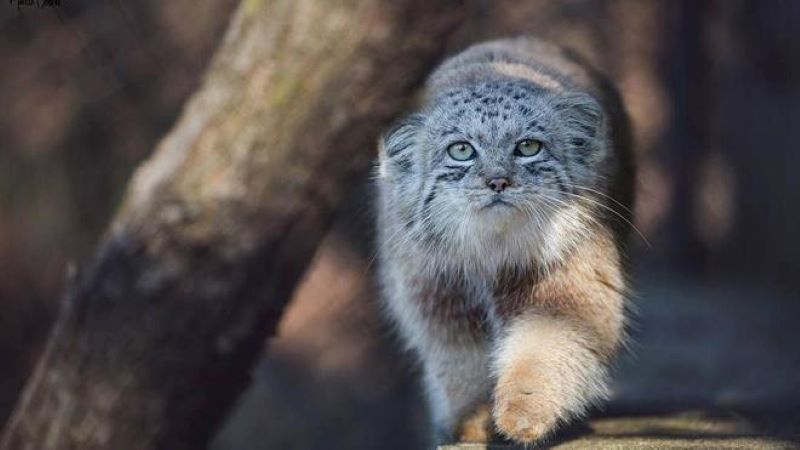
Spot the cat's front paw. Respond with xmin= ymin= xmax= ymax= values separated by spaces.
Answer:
xmin=456 ymin=403 xmax=493 ymax=443
xmin=492 ymin=370 xmax=559 ymax=443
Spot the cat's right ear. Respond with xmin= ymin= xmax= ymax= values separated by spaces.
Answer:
xmin=378 ymin=113 xmax=424 ymax=181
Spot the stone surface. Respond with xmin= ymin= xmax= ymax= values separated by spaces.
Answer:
xmin=439 ymin=411 xmax=799 ymax=449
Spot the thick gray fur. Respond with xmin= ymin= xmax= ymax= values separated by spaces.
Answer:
xmin=375 ymin=36 xmax=631 ymax=445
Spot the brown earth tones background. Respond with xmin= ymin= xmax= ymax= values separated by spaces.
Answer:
xmin=1 ymin=1 xmax=799 ymax=448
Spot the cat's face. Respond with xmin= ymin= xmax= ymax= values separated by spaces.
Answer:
xmin=378 ymin=80 xmax=611 ymax=273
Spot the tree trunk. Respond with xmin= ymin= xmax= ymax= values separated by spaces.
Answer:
xmin=0 ymin=1 xmax=472 ymax=448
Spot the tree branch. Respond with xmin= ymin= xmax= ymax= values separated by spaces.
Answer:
xmin=0 ymin=1 xmax=473 ymax=448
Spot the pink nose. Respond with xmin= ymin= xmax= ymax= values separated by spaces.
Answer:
xmin=487 ymin=177 xmax=510 ymax=192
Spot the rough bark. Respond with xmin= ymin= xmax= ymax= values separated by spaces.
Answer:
xmin=0 ymin=0 xmax=473 ymax=449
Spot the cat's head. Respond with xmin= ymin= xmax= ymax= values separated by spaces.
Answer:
xmin=378 ymin=79 xmax=613 ymax=275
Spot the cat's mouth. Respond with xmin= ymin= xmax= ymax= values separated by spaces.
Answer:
xmin=482 ymin=196 xmax=514 ymax=209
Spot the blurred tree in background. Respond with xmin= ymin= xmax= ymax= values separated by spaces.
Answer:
xmin=0 ymin=0 xmax=238 ymax=426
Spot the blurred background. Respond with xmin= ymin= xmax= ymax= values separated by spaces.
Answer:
xmin=1 ymin=0 xmax=798 ymax=448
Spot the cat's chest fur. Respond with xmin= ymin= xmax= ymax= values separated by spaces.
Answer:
xmin=407 ymin=269 xmax=540 ymax=341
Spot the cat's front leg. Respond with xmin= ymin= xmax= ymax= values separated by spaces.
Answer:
xmin=421 ymin=338 xmax=492 ymax=444
xmin=491 ymin=234 xmax=626 ymax=443
xmin=492 ymin=313 xmax=613 ymax=442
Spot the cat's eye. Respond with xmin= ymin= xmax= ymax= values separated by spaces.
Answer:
xmin=514 ymin=139 xmax=542 ymax=157
xmin=446 ymin=142 xmax=476 ymax=161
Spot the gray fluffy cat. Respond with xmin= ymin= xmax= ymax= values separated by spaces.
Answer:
xmin=376 ymin=37 xmax=634 ymax=445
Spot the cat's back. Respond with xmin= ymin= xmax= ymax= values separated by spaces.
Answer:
xmin=426 ymin=37 xmax=601 ymax=99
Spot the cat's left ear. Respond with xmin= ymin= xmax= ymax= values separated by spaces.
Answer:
xmin=377 ymin=113 xmax=424 ymax=181
xmin=555 ymin=92 xmax=605 ymax=145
